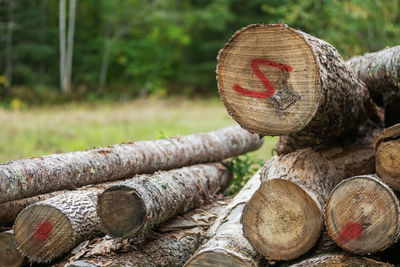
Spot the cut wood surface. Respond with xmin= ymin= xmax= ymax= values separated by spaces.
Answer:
xmin=288 ymin=253 xmax=393 ymax=267
xmin=97 ymin=163 xmax=231 ymax=239
xmin=57 ymin=199 xmax=230 ymax=267
xmin=242 ymin=123 xmax=380 ymax=260
xmin=0 ymin=230 xmax=26 ymax=267
xmin=217 ymin=24 xmax=369 ymax=148
xmin=185 ymin=170 xmax=266 ymax=267
xmin=375 ymin=124 xmax=400 ymax=191
xmin=0 ymin=125 xmax=262 ymax=203
xmin=325 ymin=175 xmax=400 ymax=255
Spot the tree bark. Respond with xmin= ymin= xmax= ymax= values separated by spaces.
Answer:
xmin=375 ymin=123 xmax=400 ymax=191
xmin=66 ymin=0 xmax=77 ymax=92
xmin=217 ymin=24 xmax=370 ymax=148
xmin=0 ymin=190 xmax=70 ymax=227
xmin=242 ymin=122 xmax=380 ymax=260
xmin=325 ymin=175 xmax=400 ymax=255
xmin=97 ymin=163 xmax=230 ymax=239
xmin=59 ymin=0 xmax=67 ymax=93
xmin=185 ymin=170 xmax=266 ymax=267
xmin=0 ymin=230 xmax=26 ymax=267
xmin=57 ymin=199 xmax=231 ymax=267
xmin=0 ymin=125 xmax=262 ymax=204
xmin=288 ymin=253 xmax=393 ymax=267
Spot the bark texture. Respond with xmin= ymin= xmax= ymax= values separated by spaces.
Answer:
xmin=242 ymin=123 xmax=380 ymax=260
xmin=325 ymin=175 xmax=400 ymax=255
xmin=97 ymin=163 xmax=231 ymax=239
xmin=217 ymin=24 xmax=370 ymax=148
xmin=56 ymin=199 xmax=230 ymax=267
xmin=289 ymin=253 xmax=393 ymax=267
xmin=0 ymin=125 xmax=262 ymax=203
xmin=375 ymin=123 xmax=400 ymax=191
xmin=185 ymin=170 xmax=265 ymax=267
xmin=0 ymin=230 xmax=26 ymax=267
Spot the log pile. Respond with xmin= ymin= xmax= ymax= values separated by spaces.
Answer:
xmin=2 ymin=23 xmax=400 ymax=267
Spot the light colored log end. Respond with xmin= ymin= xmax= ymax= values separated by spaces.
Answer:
xmin=97 ymin=185 xmax=145 ymax=238
xmin=14 ymin=204 xmax=73 ymax=262
xmin=325 ymin=175 xmax=400 ymax=254
xmin=185 ymin=249 xmax=252 ymax=267
xmin=217 ymin=24 xmax=319 ymax=136
xmin=376 ymin=140 xmax=400 ymax=191
xmin=242 ymin=179 xmax=321 ymax=260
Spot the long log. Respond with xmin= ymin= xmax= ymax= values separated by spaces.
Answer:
xmin=58 ymin=199 xmax=231 ymax=267
xmin=0 ymin=125 xmax=262 ymax=203
xmin=288 ymin=253 xmax=393 ymax=267
xmin=241 ymin=123 xmax=380 ymax=260
xmin=325 ymin=175 xmax=400 ymax=255
xmin=185 ymin=170 xmax=266 ymax=267
xmin=217 ymin=23 xmax=370 ymax=148
xmin=375 ymin=123 xmax=400 ymax=191
xmin=97 ymin=163 xmax=230 ymax=239
xmin=0 ymin=230 xmax=26 ymax=267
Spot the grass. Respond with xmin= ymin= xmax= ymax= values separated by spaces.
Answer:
xmin=0 ymin=97 xmax=277 ymax=163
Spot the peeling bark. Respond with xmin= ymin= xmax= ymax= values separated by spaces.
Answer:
xmin=0 ymin=230 xmax=26 ymax=267
xmin=97 ymin=163 xmax=231 ymax=239
xmin=0 ymin=125 xmax=262 ymax=203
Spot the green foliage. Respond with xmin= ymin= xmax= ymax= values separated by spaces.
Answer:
xmin=224 ymin=154 xmax=264 ymax=196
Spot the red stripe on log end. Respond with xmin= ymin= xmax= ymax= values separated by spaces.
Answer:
xmin=336 ymin=222 xmax=363 ymax=244
xmin=34 ymin=221 xmax=53 ymax=241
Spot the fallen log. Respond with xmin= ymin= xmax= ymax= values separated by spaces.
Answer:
xmin=185 ymin=170 xmax=266 ymax=267
xmin=0 ymin=125 xmax=262 ymax=203
xmin=375 ymin=124 xmax=400 ymax=191
xmin=242 ymin=123 xmax=380 ymax=260
xmin=97 ymin=163 xmax=230 ymax=239
xmin=288 ymin=253 xmax=393 ymax=267
xmin=217 ymin=24 xmax=370 ymax=148
xmin=325 ymin=175 xmax=400 ymax=255
xmin=58 ymin=199 xmax=230 ymax=267
xmin=0 ymin=230 xmax=26 ymax=267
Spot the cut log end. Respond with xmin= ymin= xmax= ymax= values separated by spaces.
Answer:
xmin=376 ymin=140 xmax=400 ymax=191
xmin=185 ymin=249 xmax=250 ymax=267
xmin=0 ymin=231 xmax=26 ymax=267
xmin=290 ymin=253 xmax=394 ymax=267
xmin=217 ymin=24 xmax=319 ymax=136
xmin=97 ymin=185 xmax=145 ymax=238
xmin=325 ymin=175 xmax=400 ymax=255
xmin=242 ymin=179 xmax=321 ymax=260
xmin=14 ymin=204 xmax=73 ymax=262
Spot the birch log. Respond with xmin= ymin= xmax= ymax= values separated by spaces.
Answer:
xmin=0 ymin=230 xmax=26 ymax=267
xmin=97 ymin=163 xmax=230 ymax=239
xmin=289 ymin=253 xmax=393 ymax=267
xmin=0 ymin=125 xmax=262 ymax=203
xmin=325 ymin=175 xmax=400 ymax=255
xmin=185 ymin=170 xmax=266 ymax=267
xmin=217 ymin=24 xmax=370 ymax=148
xmin=242 ymin=123 xmax=380 ymax=260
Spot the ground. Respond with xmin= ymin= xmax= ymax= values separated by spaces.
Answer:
xmin=0 ymin=97 xmax=277 ymax=163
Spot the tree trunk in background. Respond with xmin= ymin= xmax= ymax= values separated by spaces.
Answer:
xmin=66 ymin=0 xmax=77 ymax=92
xmin=97 ymin=26 xmax=112 ymax=95
xmin=59 ymin=0 xmax=67 ymax=93
xmin=5 ymin=0 xmax=13 ymax=97
xmin=0 ymin=230 xmax=26 ymax=267
xmin=0 ymin=125 xmax=262 ymax=203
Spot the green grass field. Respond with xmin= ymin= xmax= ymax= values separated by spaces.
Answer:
xmin=0 ymin=98 xmax=277 ymax=163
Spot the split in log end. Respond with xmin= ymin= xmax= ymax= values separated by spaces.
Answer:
xmin=0 ymin=231 xmax=26 ymax=267
xmin=217 ymin=24 xmax=319 ymax=136
xmin=242 ymin=179 xmax=321 ymax=260
xmin=185 ymin=249 xmax=251 ymax=267
xmin=14 ymin=204 xmax=73 ymax=262
xmin=325 ymin=175 xmax=400 ymax=255
xmin=97 ymin=185 xmax=145 ymax=238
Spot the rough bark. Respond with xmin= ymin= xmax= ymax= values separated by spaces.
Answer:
xmin=217 ymin=24 xmax=370 ymax=148
xmin=288 ymin=253 xmax=393 ymax=267
xmin=56 ymin=199 xmax=230 ymax=267
xmin=242 ymin=122 xmax=380 ymax=260
xmin=97 ymin=163 xmax=231 ymax=239
xmin=0 ymin=230 xmax=26 ymax=267
xmin=325 ymin=175 xmax=400 ymax=255
xmin=0 ymin=190 xmax=69 ymax=227
xmin=0 ymin=125 xmax=262 ymax=204
xmin=375 ymin=123 xmax=400 ymax=191
xmin=185 ymin=170 xmax=266 ymax=267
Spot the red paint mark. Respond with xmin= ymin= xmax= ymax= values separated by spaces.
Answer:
xmin=34 ymin=221 xmax=53 ymax=241
xmin=336 ymin=222 xmax=363 ymax=244
xmin=233 ymin=58 xmax=293 ymax=98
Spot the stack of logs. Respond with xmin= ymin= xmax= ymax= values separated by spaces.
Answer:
xmin=1 ymin=23 xmax=400 ymax=267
